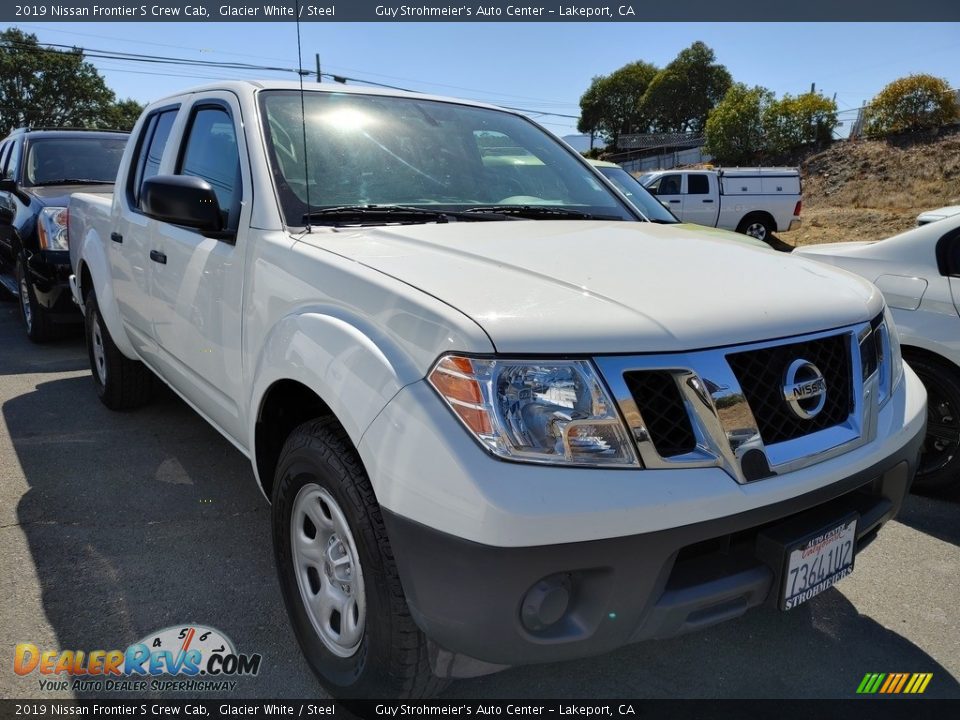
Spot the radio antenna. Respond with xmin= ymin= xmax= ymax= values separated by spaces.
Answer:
xmin=294 ymin=1 xmax=312 ymax=231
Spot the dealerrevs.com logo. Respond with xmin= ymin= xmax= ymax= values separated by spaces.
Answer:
xmin=14 ymin=625 xmax=262 ymax=693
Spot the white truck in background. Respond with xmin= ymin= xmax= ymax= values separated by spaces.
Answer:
xmin=640 ymin=167 xmax=802 ymax=243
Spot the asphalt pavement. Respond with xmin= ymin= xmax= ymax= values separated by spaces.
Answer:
xmin=1 ymin=296 xmax=958 ymax=700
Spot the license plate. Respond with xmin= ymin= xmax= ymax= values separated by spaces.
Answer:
xmin=781 ymin=515 xmax=857 ymax=610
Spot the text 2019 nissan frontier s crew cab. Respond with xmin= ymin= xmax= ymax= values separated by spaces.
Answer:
xmin=68 ymin=81 xmax=926 ymax=698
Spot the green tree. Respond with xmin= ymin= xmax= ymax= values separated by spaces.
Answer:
xmin=642 ymin=41 xmax=732 ymax=133
xmin=102 ymin=98 xmax=145 ymax=131
xmin=704 ymin=83 xmax=773 ymax=165
xmin=764 ymin=92 xmax=838 ymax=154
xmin=577 ymin=61 xmax=659 ymax=147
xmin=0 ymin=28 xmax=129 ymax=131
xmin=865 ymin=74 xmax=959 ymax=137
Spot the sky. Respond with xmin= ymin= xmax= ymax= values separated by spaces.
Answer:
xmin=3 ymin=21 xmax=959 ymax=139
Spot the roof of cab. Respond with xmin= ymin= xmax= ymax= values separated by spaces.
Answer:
xmin=151 ymin=79 xmax=515 ymax=115
xmin=4 ymin=128 xmax=129 ymax=139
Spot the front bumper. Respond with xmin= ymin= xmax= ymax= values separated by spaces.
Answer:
xmin=384 ymin=431 xmax=921 ymax=671
xmin=359 ymin=364 xmax=925 ymax=673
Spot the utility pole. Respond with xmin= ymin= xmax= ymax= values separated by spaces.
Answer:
xmin=315 ymin=53 xmax=321 ymax=83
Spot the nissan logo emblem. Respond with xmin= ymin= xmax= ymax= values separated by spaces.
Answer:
xmin=783 ymin=359 xmax=827 ymax=420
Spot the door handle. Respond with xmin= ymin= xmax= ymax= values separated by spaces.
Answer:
xmin=702 ymin=199 xmax=714 ymax=203
xmin=110 ymin=232 xmax=123 ymax=243
xmin=668 ymin=199 xmax=681 ymax=204
xmin=149 ymin=250 xmax=167 ymax=265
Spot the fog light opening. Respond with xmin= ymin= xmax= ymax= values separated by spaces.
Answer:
xmin=521 ymin=573 xmax=572 ymax=632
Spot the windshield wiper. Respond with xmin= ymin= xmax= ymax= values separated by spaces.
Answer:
xmin=31 ymin=179 xmax=114 ymax=186
xmin=462 ymin=205 xmax=616 ymax=220
xmin=303 ymin=205 xmax=513 ymax=226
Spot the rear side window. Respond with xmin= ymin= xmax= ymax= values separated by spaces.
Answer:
xmin=687 ymin=174 xmax=709 ymax=195
xmin=177 ymin=105 xmax=241 ymax=231
xmin=130 ymin=109 xmax=178 ymax=207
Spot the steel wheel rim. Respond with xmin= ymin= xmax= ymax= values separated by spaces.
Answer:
xmin=745 ymin=222 xmax=767 ymax=241
xmin=919 ymin=377 xmax=960 ymax=476
xmin=91 ymin=316 xmax=107 ymax=385
xmin=19 ymin=276 xmax=32 ymax=331
xmin=290 ymin=483 xmax=366 ymax=658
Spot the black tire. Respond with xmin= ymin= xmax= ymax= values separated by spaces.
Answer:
xmin=907 ymin=353 xmax=960 ymax=494
xmin=84 ymin=292 xmax=154 ymax=410
xmin=736 ymin=213 xmax=775 ymax=244
xmin=272 ymin=418 xmax=447 ymax=699
xmin=16 ymin=257 xmax=55 ymax=342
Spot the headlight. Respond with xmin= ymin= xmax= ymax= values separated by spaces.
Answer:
xmin=428 ymin=355 xmax=639 ymax=467
xmin=875 ymin=306 xmax=904 ymax=408
xmin=37 ymin=207 xmax=68 ymax=251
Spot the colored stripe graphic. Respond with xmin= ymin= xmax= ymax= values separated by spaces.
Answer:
xmin=893 ymin=673 xmax=910 ymax=693
xmin=857 ymin=672 xmax=932 ymax=694
xmin=879 ymin=674 xmax=896 ymax=693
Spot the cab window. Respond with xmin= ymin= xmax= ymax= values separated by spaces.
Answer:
xmin=687 ymin=174 xmax=709 ymax=195
xmin=0 ymin=141 xmax=10 ymax=178
xmin=130 ymin=109 xmax=178 ymax=207
xmin=648 ymin=174 xmax=681 ymax=195
xmin=177 ymin=106 xmax=241 ymax=232
xmin=4 ymin=140 xmax=21 ymax=182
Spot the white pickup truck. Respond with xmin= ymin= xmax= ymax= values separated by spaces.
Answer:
xmin=69 ymin=81 xmax=924 ymax=698
xmin=640 ymin=167 xmax=802 ymax=243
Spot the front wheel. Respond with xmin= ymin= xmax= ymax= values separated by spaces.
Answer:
xmin=271 ymin=418 xmax=446 ymax=699
xmin=16 ymin=258 xmax=54 ymax=342
xmin=908 ymin=354 xmax=960 ymax=494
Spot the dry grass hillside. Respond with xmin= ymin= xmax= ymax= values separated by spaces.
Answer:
xmin=786 ymin=126 xmax=960 ymax=247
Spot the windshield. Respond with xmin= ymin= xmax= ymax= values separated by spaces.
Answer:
xmin=24 ymin=137 xmax=127 ymax=186
xmin=595 ymin=166 xmax=679 ymax=224
xmin=259 ymin=90 xmax=635 ymax=226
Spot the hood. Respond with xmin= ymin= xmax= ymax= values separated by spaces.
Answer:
xmin=26 ymin=184 xmax=114 ymax=207
xmin=300 ymin=220 xmax=883 ymax=354
xmin=675 ymin=223 xmax=771 ymax=249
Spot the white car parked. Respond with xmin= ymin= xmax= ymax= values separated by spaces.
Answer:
xmin=917 ymin=205 xmax=960 ymax=226
xmin=795 ymin=214 xmax=960 ymax=492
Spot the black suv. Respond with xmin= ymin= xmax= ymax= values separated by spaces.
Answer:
xmin=0 ymin=128 xmax=128 ymax=341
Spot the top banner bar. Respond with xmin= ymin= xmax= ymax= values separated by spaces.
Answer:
xmin=3 ymin=1 xmax=960 ymax=22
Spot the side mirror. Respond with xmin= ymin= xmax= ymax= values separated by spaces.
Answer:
xmin=646 ymin=185 xmax=658 ymax=196
xmin=0 ymin=178 xmax=16 ymax=193
xmin=141 ymin=175 xmax=223 ymax=232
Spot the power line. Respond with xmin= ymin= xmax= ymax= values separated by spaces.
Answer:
xmin=0 ymin=38 xmax=583 ymax=122
xmin=20 ymin=22 xmax=582 ymax=108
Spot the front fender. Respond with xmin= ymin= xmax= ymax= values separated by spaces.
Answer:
xmin=247 ymin=310 xmax=451 ymax=484
xmin=76 ymin=229 xmax=137 ymax=359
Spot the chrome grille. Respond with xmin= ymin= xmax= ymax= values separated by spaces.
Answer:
xmin=594 ymin=320 xmax=876 ymax=485
xmin=623 ymin=371 xmax=696 ymax=457
xmin=726 ymin=334 xmax=852 ymax=444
